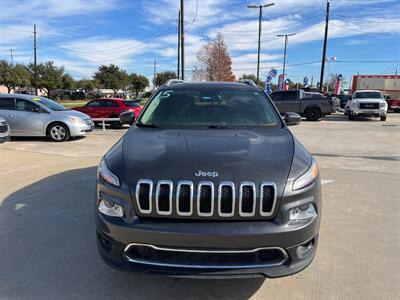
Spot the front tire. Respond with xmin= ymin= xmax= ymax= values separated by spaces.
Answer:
xmin=380 ymin=115 xmax=387 ymax=121
xmin=305 ymin=107 xmax=322 ymax=121
xmin=47 ymin=123 xmax=70 ymax=142
xmin=348 ymin=114 xmax=355 ymax=120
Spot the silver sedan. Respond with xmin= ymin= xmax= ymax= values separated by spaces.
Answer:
xmin=0 ymin=94 xmax=93 ymax=142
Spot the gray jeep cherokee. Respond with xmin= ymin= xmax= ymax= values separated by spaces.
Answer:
xmin=96 ymin=82 xmax=322 ymax=278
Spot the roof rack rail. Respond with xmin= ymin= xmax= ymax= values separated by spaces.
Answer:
xmin=164 ymin=79 xmax=185 ymax=86
xmin=237 ymin=79 xmax=258 ymax=87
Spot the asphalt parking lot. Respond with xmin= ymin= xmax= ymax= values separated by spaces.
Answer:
xmin=1 ymin=114 xmax=399 ymax=300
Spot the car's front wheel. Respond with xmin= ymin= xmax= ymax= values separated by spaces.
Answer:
xmin=380 ymin=115 xmax=387 ymax=121
xmin=47 ymin=123 xmax=70 ymax=142
xmin=304 ymin=107 xmax=322 ymax=121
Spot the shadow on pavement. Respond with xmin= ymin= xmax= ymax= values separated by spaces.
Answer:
xmin=9 ymin=136 xmax=87 ymax=143
xmin=0 ymin=167 xmax=264 ymax=299
xmin=322 ymin=114 xmax=384 ymax=122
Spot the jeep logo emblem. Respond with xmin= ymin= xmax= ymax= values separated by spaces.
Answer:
xmin=195 ymin=170 xmax=218 ymax=178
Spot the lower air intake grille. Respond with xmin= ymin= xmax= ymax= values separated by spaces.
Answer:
xmin=124 ymin=243 xmax=288 ymax=269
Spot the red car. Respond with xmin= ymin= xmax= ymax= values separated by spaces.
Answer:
xmin=72 ymin=98 xmax=142 ymax=128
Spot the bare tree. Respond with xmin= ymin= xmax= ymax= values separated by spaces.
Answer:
xmin=197 ymin=33 xmax=235 ymax=82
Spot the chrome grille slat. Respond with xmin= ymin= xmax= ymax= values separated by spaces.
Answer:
xmin=197 ymin=181 xmax=214 ymax=217
xmin=156 ymin=180 xmax=173 ymax=215
xmin=260 ymin=182 xmax=277 ymax=216
xmin=134 ymin=180 xmax=276 ymax=219
xmin=176 ymin=181 xmax=194 ymax=216
xmin=239 ymin=182 xmax=256 ymax=217
xmin=135 ymin=179 xmax=153 ymax=214
xmin=218 ymin=182 xmax=235 ymax=217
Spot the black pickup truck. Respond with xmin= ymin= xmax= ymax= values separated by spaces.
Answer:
xmin=269 ymin=90 xmax=339 ymax=121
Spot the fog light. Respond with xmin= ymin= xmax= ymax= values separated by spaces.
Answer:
xmin=98 ymin=199 xmax=123 ymax=217
xmin=289 ymin=203 xmax=316 ymax=223
xmin=296 ymin=239 xmax=314 ymax=259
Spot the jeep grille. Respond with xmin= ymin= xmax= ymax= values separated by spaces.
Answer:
xmin=134 ymin=180 xmax=277 ymax=220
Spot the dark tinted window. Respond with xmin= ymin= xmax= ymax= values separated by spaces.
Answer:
xmin=270 ymin=92 xmax=281 ymax=101
xmin=353 ymin=92 xmax=382 ymax=99
xmin=16 ymin=99 xmax=40 ymax=112
xmin=281 ymin=91 xmax=298 ymax=101
xmin=139 ymin=88 xmax=281 ymax=128
xmin=87 ymin=100 xmax=101 ymax=107
xmin=123 ymin=101 xmax=140 ymax=108
xmin=106 ymin=101 xmax=118 ymax=107
xmin=0 ymin=98 xmax=15 ymax=110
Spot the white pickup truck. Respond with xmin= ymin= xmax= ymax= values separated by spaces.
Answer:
xmin=346 ymin=90 xmax=388 ymax=121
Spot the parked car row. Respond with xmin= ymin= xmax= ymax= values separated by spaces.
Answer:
xmin=0 ymin=94 xmax=145 ymax=142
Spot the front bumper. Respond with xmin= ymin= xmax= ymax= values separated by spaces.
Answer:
xmin=349 ymin=108 xmax=387 ymax=116
xmin=68 ymin=122 xmax=94 ymax=137
xmin=95 ymin=180 xmax=322 ymax=278
xmin=0 ymin=134 xmax=10 ymax=143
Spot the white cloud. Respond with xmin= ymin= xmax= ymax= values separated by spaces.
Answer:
xmin=0 ymin=0 xmax=120 ymax=20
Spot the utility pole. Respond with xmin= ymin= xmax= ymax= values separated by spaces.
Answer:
xmin=9 ymin=49 xmax=14 ymax=67
xmin=33 ymin=24 xmax=38 ymax=95
xmin=319 ymin=0 xmax=330 ymax=92
xmin=177 ymin=10 xmax=181 ymax=79
xmin=247 ymin=3 xmax=275 ymax=84
xmin=180 ymin=0 xmax=185 ymax=80
xmin=276 ymin=33 xmax=296 ymax=82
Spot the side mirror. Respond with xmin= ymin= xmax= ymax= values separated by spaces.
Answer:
xmin=284 ymin=112 xmax=301 ymax=126
xmin=32 ymin=107 xmax=41 ymax=113
xmin=120 ymin=111 xmax=135 ymax=125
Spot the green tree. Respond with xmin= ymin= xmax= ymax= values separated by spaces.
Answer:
xmin=27 ymin=61 xmax=65 ymax=97
xmin=0 ymin=61 xmax=31 ymax=93
xmin=153 ymin=71 xmax=177 ymax=87
xmin=129 ymin=73 xmax=149 ymax=97
xmin=75 ymin=79 xmax=97 ymax=92
xmin=61 ymin=74 xmax=75 ymax=90
xmin=93 ymin=64 xmax=129 ymax=96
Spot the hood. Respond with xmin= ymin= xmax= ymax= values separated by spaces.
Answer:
xmin=121 ymin=127 xmax=294 ymax=195
xmin=51 ymin=109 xmax=91 ymax=119
xmin=352 ymin=98 xmax=384 ymax=103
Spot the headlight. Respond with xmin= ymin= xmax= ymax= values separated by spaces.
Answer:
xmin=69 ymin=116 xmax=86 ymax=125
xmin=98 ymin=159 xmax=120 ymax=187
xmin=350 ymin=101 xmax=357 ymax=107
xmin=380 ymin=102 xmax=387 ymax=108
xmin=292 ymin=159 xmax=319 ymax=191
xmin=98 ymin=199 xmax=123 ymax=217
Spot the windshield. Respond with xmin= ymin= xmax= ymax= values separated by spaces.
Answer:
xmin=138 ymin=87 xmax=281 ymax=128
xmin=123 ymin=101 xmax=141 ymax=108
xmin=353 ymin=92 xmax=382 ymax=99
xmin=33 ymin=97 xmax=68 ymax=111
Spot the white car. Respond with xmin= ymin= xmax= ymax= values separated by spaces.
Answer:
xmin=346 ymin=90 xmax=387 ymax=121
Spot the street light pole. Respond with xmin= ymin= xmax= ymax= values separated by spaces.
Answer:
xmin=247 ymin=3 xmax=275 ymax=84
xmin=276 ymin=33 xmax=296 ymax=82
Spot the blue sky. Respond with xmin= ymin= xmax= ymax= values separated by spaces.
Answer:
xmin=0 ymin=0 xmax=399 ymax=86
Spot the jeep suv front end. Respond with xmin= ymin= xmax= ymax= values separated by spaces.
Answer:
xmin=95 ymin=82 xmax=322 ymax=278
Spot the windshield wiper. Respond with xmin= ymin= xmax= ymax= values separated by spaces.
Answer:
xmin=208 ymin=124 xmax=228 ymax=129
xmin=136 ymin=122 xmax=160 ymax=128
